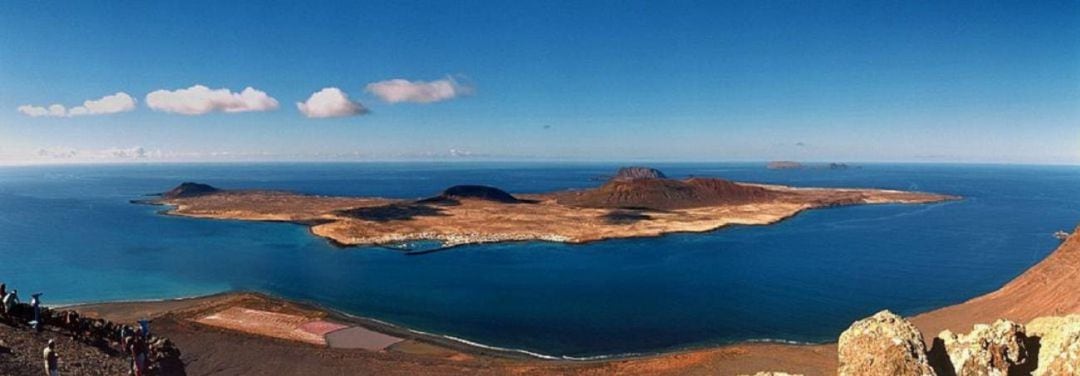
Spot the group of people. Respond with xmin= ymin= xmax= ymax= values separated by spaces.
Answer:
xmin=120 ymin=323 xmax=152 ymax=375
xmin=1 ymin=282 xmax=55 ymax=376
xmin=1 ymin=282 xmax=156 ymax=375
xmin=1 ymin=283 xmax=44 ymax=331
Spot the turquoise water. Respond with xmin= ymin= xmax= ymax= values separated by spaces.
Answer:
xmin=0 ymin=163 xmax=1078 ymax=358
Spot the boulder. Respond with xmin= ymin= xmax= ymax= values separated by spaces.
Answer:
xmin=1027 ymin=315 xmax=1080 ymax=376
xmin=936 ymin=319 xmax=1029 ymax=376
xmin=838 ymin=310 xmax=936 ymax=376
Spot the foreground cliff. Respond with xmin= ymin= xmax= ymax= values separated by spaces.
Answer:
xmin=830 ymin=226 xmax=1080 ymax=376
xmin=911 ymin=225 xmax=1080 ymax=338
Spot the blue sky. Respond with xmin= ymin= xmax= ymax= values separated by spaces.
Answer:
xmin=1 ymin=0 xmax=1077 ymax=164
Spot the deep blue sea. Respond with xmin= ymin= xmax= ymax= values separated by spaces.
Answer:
xmin=1 ymin=162 xmax=1078 ymax=358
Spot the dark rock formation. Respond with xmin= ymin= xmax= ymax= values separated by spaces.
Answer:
xmin=610 ymin=166 xmax=667 ymax=181
xmin=162 ymin=182 xmax=219 ymax=199
xmin=421 ymin=185 xmax=523 ymax=204
xmin=601 ymin=210 xmax=653 ymax=224
xmin=838 ymin=310 xmax=936 ymax=376
xmin=336 ymin=203 xmax=447 ymax=222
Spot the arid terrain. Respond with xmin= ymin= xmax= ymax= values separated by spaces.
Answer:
xmin=150 ymin=167 xmax=956 ymax=249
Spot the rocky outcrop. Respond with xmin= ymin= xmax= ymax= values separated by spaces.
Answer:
xmin=838 ymin=310 xmax=935 ymax=376
xmin=610 ymin=166 xmax=667 ymax=181
xmin=936 ymin=319 xmax=1029 ymax=376
xmin=162 ymin=182 xmax=219 ymax=199
xmin=838 ymin=311 xmax=1080 ymax=376
xmin=1026 ymin=315 xmax=1080 ymax=376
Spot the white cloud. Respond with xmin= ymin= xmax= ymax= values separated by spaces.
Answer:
xmin=18 ymin=105 xmax=50 ymax=117
xmin=17 ymin=92 xmax=135 ymax=118
xmin=48 ymin=104 xmax=67 ymax=117
xmin=296 ymin=87 xmax=368 ymax=118
xmin=145 ymin=85 xmax=279 ymax=115
xmin=70 ymin=92 xmax=136 ymax=116
xmin=365 ymin=76 xmax=473 ymax=104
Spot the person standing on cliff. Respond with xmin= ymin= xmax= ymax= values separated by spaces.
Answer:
xmin=0 ymin=283 xmax=6 ymax=320
xmin=43 ymin=339 xmax=59 ymax=376
xmin=3 ymin=289 xmax=19 ymax=322
xmin=130 ymin=328 xmax=148 ymax=376
xmin=30 ymin=293 xmax=43 ymax=332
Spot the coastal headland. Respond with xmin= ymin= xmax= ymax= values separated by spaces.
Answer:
xmin=146 ymin=167 xmax=956 ymax=249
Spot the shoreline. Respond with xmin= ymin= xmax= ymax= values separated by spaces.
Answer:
xmin=60 ymin=224 xmax=1080 ymax=375
xmin=65 ymin=290 xmax=827 ymax=362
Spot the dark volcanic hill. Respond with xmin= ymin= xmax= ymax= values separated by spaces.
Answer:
xmin=556 ymin=168 xmax=777 ymax=210
xmin=422 ymin=185 xmax=523 ymax=204
xmin=162 ymin=182 xmax=220 ymax=199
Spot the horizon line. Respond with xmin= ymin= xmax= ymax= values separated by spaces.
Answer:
xmin=2 ymin=159 xmax=1078 ymax=168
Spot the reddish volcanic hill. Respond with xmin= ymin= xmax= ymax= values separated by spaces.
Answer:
xmin=555 ymin=169 xmax=777 ymax=210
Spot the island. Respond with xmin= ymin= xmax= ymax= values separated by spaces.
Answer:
xmin=767 ymin=160 xmax=804 ymax=169
xmin=145 ymin=167 xmax=956 ymax=250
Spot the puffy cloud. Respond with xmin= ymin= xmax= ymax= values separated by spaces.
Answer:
xmin=18 ymin=105 xmax=50 ymax=117
xmin=17 ymin=92 xmax=136 ymax=117
xmin=48 ymin=104 xmax=67 ymax=117
xmin=365 ymin=76 xmax=473 ymax=104
xmin=296 ymin=87 xmax=368 ymax=118
xmin=69 ymin=92 xmax=136 ymax=116
xmin=146 ymin=85 xmax=279 ymax=115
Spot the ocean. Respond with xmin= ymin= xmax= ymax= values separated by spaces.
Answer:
xmin=0 ymin=162 xmax=1077 ymax=358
